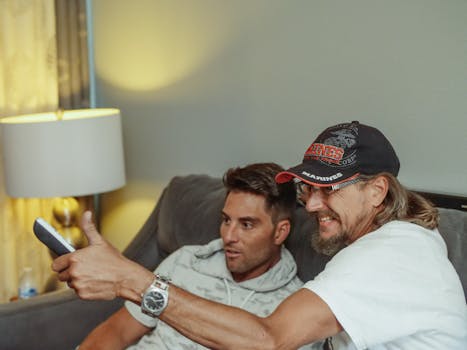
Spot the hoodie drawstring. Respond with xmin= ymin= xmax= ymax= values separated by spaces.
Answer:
xmin=223 ymin=278 xmax=232 ymax=305
xmin=223 ymin=278 xmax=256 ymax=308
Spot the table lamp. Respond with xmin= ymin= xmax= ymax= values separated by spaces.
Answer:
xmin=0 ymin=108 xmax=126 ymax=248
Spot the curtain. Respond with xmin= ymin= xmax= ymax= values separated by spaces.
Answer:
xmin=55 ymin=0 xmax=90 ymax=109
xmin=0 ymin=0 xmax=90 ymax=303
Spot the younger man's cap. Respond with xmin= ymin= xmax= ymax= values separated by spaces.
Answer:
xmin=276 ymin=121 xmax=400 ymax=186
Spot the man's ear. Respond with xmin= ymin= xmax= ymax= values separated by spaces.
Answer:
xmin=274 ymin=219 xmax=291 ymax=245
xmin=368 ymin=175 xmax=389 ymax=207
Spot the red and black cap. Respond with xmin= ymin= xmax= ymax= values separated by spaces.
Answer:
xmin=276 ymin=121 xmax=400 ymax=186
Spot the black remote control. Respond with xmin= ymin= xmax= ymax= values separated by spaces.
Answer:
xmin=33 ymin=217 xmax=76 ymax=256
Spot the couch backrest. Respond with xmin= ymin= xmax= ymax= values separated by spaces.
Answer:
xmin=437 ymin=207 xmax=467 ymax=295
xmin=131 ymin=174 xmax=466 ymax=299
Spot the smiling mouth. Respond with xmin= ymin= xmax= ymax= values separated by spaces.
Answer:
xmin=318 ymin=212 xmax=339 ymax=223
xmin=319 ymin=216 xmax=334 ymax=223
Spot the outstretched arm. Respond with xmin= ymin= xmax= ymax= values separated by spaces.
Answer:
xmin=161 ymin=285 xmax=341 ymax=350
xmin=53 ymin=211 xmax=341 ymax=350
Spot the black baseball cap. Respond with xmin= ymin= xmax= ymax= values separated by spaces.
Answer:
xmin=276 ymin=121 xmax=400 ymax=186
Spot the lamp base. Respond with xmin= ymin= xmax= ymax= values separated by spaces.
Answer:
xmin=50 ymin=197 xmax=91 ymax=256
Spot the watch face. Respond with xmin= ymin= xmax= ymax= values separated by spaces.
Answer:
xmin=144 ymin=290 xmax=165 ymax=311
xmin=142 ymin=277 xmax=169 ymax=317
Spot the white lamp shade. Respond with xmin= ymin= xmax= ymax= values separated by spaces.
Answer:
xmin=1 ymin=108 xmax=126 ymax=198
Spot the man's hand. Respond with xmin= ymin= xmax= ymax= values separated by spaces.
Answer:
xmin=52 ymin=211 xmax=154 ymax=303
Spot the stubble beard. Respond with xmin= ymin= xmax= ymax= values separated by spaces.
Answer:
xmin=310 ymin=209 xmax=348 ymax=256
xmin=311 ymin=209 xmax=373 ymax=256
xmin=311 ymin=229 xmax=348 ymax=257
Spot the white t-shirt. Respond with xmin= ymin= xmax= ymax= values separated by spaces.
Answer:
xmin=304 ymin=221 xmax=467 ymax=349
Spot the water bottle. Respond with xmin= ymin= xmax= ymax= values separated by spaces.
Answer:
xmin=18 ymin=267 xmax=38 ymax=299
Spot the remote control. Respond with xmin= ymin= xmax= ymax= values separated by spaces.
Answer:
xmin=33 ymin=217 xmax=76 ymax=256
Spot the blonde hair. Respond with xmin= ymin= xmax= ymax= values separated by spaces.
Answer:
xmin=359 ymin=173 xmax=439 ymax=230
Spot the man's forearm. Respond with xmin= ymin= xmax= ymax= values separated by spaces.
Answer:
xmin=112 ymin=274 xmax=274 ymax=349
xmin=159 ymin=285 xmax=276 ymax=350
xmin=156 ymin=286 xmax=341 ymax=350
xmin=79 ymin=320 xmax=127 ymax=350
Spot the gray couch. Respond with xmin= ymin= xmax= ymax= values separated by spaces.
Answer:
xmin=0 ymin=174 xmax=465 ymax=350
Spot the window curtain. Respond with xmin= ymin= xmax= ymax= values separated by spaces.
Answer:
xmin=0 ymin=0 xmax=90 ymax=303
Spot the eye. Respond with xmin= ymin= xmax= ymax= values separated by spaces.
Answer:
xmin=296 ymin=183 xmax=311 ymax=206
xmin=297 ymin=182 xmax=311 ymax=195
xmin=241 ymin=221 xmax=253 ymax=230
xmin=321 ymin=186 xmax=335 ymax=195
xmin=221 ymin=215 xmax=231 ymax=225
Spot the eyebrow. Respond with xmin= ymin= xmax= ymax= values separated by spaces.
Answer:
xmin=238 ymin=216 xmax=261 ymax=224
xmin=221 ymin=212 xmax=261 ymax=224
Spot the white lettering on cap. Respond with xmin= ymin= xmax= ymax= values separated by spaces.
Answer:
xmin=301 ymin=171 xmax=343 ymax=182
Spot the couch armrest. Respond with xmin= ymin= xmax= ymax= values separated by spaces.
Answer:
xmin=0 ymin=289 xmax=123 ymax=350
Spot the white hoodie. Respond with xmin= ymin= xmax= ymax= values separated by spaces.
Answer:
xmin=126 ymin=238 xmax=320 ymax=349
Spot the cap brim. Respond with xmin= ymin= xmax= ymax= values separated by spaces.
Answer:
xmin=275 ymin=162 xmax=321 ymax=184
xmin=275 ymin=171 xmax=299 ymax=184
xmin=276 ymin=162 xmax=359 ymax=186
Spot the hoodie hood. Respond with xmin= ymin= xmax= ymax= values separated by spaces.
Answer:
xmin=191 ymin=238 xmax=298 ymax=293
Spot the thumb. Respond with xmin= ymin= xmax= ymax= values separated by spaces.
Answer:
xmin=81 ymin=210 xmax=102 ymax=245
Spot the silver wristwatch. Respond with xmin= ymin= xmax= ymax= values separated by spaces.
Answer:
xmin=141 ymin=274 xmax=170 ymax=317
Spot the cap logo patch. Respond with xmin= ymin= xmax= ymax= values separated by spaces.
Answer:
xmin=304 ymin=143 xmax=344 ymax=164
xmin=304 ymin=126 xmax=358 ymax=168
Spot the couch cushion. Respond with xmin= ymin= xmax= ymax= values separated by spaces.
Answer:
xmin=437 ymin=207 xmax=467 ymax=295
xmin=157 ymin=175 xmax=225 ymax=257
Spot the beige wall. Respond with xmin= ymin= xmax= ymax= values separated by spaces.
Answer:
xmin=91 ymin=0 xmax=467 ymax=249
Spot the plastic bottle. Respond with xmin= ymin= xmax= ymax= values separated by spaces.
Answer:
xmin=18 ymin=267 xmax=38 ymax=299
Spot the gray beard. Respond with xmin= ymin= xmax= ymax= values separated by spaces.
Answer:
xmin=311 ymin=231 xmax=347 ymax=257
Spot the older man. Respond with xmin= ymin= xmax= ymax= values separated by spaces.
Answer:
xmin=55 ymin=121 xmax=467 ymax=349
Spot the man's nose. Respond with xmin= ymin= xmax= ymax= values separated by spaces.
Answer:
xmin=223 ymin=224 xmax=239 ymax=242
xmin=305 ymin=190 xmax=327 ymax=212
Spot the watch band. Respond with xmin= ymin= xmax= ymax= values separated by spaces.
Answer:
xmin=152 ymin=274 xmax=170 ymax=291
